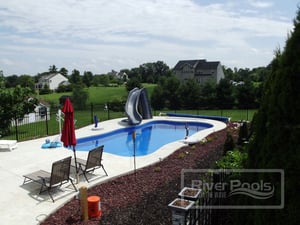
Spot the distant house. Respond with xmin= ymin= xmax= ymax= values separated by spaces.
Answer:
xmin=36 ymin=73 xmax=69 ymax=91
xmin=11 ymin=101 xmax=50 ymax=126
xmin=173 ymin=59 xmax=225 ymax=84
xmin=116 ymin=71 xmax=128 ymax=81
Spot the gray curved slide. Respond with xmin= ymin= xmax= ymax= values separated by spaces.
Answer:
xmin=140 ymin=88 xmax=152 ymax=119
xmin=125 ymin=88 xmax=143 ymax=125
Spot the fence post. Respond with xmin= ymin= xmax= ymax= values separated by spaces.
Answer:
xmin=45 ymin=109 xmax=49 ymax=136
xmin=14 ymin=117 xmax=19 ymax=141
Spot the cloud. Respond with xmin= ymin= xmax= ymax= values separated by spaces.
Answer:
xmin=1 ymin=58 xmax=14 ymax=66
xmin=0 ymin=0 xmax=295 ymax=75
xmin=248 ymin=0 xmax=273 ymax=8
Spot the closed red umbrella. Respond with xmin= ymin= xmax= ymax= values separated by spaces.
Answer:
xmin=61 ymin=98 xmax=79 ymax=182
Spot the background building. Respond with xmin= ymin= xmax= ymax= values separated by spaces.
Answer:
xmin=36 ymin=73 xmax=68 ymax=91
xmin=173 ymin=59 xmax=224 ymax=84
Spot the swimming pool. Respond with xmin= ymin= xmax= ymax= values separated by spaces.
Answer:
xmin=76 ymin=120 xmax=213 ymax=156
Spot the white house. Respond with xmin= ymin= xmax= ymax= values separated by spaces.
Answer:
xmin=11 ymin=102 xmax=50 ymax=126
xmin=36 ymin=73 xmax=69 ymax=91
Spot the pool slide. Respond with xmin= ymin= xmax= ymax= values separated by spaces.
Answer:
xmin=125 ymin=87 xmax=152 ymax=125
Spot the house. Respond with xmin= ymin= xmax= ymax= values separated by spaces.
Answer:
xmin=11 ymin=102 xmax=50 ymax=126
xmin=36 ymin=73 xmax=69 ymax=91
xmin=173 ymin=59 xmax=225 ymax=84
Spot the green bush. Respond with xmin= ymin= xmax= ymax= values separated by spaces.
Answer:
xmin=216 ymin=149 xmax=248 ymax=169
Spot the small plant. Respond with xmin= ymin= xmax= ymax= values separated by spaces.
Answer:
xmin=206 ymin=135 xmax=215 ymax=142
xmin=216 ymin=149 xmax=248 ymax=169
xmin=153 ymin=166 xmax=161 ymax=172
xmin=178 ymin=152 xmax=186 ymax=159
xmin=190 ymin=145 xmax=196 ymax=150
xmin=199 ymin=138 xmax=207 ymax=145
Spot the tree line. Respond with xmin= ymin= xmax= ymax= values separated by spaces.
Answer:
xmin=150 ymin=67 xmax=268 ymax=110
xmin=0 ymin=59 xmax=270 ymax=135
xmin=2 ymin=61 xmax=269 ymax=110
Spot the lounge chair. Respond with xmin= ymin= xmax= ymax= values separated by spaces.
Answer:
xmin=23 ymin=156 xmax=77 ymax=202
xmin=0 ymin=140 xmax=17 ymax=151
xmin=72 ymin=145 xmax=108 ymax=182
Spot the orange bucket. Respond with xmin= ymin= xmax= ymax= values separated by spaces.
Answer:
xmin=87 ymin=196 xmax=102 ymax=218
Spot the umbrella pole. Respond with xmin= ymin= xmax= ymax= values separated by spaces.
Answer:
xmin=73 ymin=146 xmax=80 ymax=184
xmin=132 ymin=131 xmax=137 ymax=179
xmin=134 ymin=140 xmax=136 ymax=178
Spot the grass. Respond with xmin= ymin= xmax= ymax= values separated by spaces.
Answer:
xmin=3 ymin=83 xmax=256 ymax=141
xmin=4 ymin=108 xmax=255 ymax=142
xmin=39 ymin=83 xmax=157 ymax=105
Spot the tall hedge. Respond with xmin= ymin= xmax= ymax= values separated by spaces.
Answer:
xmin=235 ymin=8 xmax=300 ymax=225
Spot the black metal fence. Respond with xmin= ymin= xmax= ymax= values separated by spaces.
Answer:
xmin=0 ymin=104 xmax=255 ymax=142
xmin=169 ymin=170 xmax=230 ymax=225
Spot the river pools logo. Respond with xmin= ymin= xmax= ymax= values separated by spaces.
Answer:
xmin=181 ymin=169 xmax=284 ymax=209
xmin=228 ymin=179 xmax=274 ymax=199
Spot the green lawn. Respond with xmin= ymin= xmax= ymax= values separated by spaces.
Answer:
xmin=2 ymin=84 xmax=256 ymax=141
xmin=40 ymin=83 xmax=157 ymax=105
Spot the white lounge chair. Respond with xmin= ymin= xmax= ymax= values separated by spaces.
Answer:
xmin=0 ymin=140 xmax=17 ymax=151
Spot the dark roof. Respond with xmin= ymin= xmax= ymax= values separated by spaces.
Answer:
xmin=195 ymin=61 xmax=220 ymax=70
xmin=173 ymin=59 xmax=220 ymax=71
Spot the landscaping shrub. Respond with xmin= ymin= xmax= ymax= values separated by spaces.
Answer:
xmin=216 ymin=149 xmax=248 ymax=169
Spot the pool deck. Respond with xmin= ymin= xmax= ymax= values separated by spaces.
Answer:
xmin=0 ymin=116 xmax=226 ymax=225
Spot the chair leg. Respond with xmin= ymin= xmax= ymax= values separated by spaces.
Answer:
xmin=47 ymin=188 xmax=55 ymax=203
xmin=82 ymin=171 xmax=89 ymax=183
xmin=102 ymin=165 xmax=108 ymax=176
xmin=39 ymin=184 xmax=55 ymax=202
xmin=23 ymin=177 xmax=29 ymax=185
xmin=39 ymin=184 xmax=46 ymax=194
xmin=70 ymin=178 xmax=78 ymax=191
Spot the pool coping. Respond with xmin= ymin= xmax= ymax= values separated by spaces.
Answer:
xmin=0 ymin=116 xmax=226 ymax=225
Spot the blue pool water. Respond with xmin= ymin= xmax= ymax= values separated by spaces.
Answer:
xmin=76 ymin=120 xmax=213 ymax=156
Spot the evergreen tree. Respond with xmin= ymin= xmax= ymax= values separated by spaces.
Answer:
xmin=70 ymin=69 xmax=82 ymax=84
xmin=200 ymin=79 xmax=217 ymax=108
xmin=150 ymin=85 xmax=165 ymax=110
xmin=162 ymin=76 xmax=181 ymax=110
xmin=179 ymin=79 xmax=201 ymax=109
xmin=234 ymin=8 xmax=300 ymax=225
xmin=216 ymin=78 xmax=234 ymax=109
xmin=49 ymin=65 xmax=58 ymax=73
xmin=82 ymin=71 xmax=93 ymax=87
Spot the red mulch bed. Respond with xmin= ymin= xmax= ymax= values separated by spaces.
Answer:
xmin=41 ymin=123 xmax=237 ymax=225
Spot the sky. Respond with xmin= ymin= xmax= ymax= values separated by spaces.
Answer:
xmin=0 ymin=0 xmax=299 ymax=76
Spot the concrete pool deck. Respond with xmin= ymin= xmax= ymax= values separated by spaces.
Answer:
xmin=0 ymin=116 xmax=226 ymax=225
